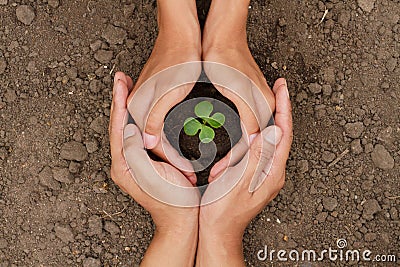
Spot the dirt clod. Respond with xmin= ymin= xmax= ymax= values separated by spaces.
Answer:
xmin=362 ymin=199 xmax=381 ymax=220
xmin=54 ymin=225 xmax=74 ymax=243
xmin=90 ymin=117 xmax=108 ymax=134
xmin=87 ymin=215 xmax=103 ymax=237
xmin=104 ymin=221 xmax=120 ymax=236
xmin=52 ymin=167 xmax=74 ymax=184
xmin=60 ymin=141 xmax=88 ymax=161
xmin=350 ymin=139 xmax=363 ymax=154
xmin=83 ymin=257 xmax=101 ymax=267
xmin=39 ymin=166 xmax=61 ymax=190
xmin=344 ymin=122 xmax=364 ymax=139
xmin=94 ymin=49 xmax=114 ymax=64
xmin=357 ymin=0 xmax=376 ymax=12
xmin=0 ymin=58 xmax=7 ymax=74
xmin=308 ymin=83 xmax=322 ymax=94
xmin=85 ymin=139 xmax=99 ymax=153
xmin=16 ymin=5 xmax=35 ymax=25
xmin=371 ymin=144 xmax=394 ymax=170
xmin=48 ymin=0 xmax=59 ymax=8
xmin=4 ymin=89 xmax=16 ymax=103
xmin=102 ymin=24 xmax=128 ymax=45
xmin=321 ymin=151 xmax=336 ymax=163
xmin=323 ymin=197 xmax=338 ymax=212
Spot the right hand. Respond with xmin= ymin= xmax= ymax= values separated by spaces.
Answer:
xmin=196 ymin=81 xmax=292 ymax=265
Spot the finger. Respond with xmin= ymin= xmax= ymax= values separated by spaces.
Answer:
xmin=214 ymin=84 xmax=260 ymax=135
xmin=153 ymin=133 xmax=197 ymax=184
xmin=144 ymin=84 xmax=191 ymax=149
xmin=270 ymin=78 xmax=293 ymax=174
xmin=153 ymin=162 xmax=194 ymax=188
xmin=272 ymin=78 xmax=288 ymax=95
xmin=209 ymin=133 xmax=250 ymax=182
xmin=125 ymin=74 xmax=134 ymax=92
xmin=255 ymin=80 xmax=292 ymax=198
xmin=109 ymin=73 xmax=129 ymax=161
xmin=115 ymin=124 xmax=148 ymax=198
xmin=248 ymin=126 xmax=282 ymax=192
xmin=124 ymin=124 xmax=199 ymax=206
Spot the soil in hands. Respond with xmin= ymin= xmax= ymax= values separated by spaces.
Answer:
xmin=164 ymin=81 xmax=242 ymax=186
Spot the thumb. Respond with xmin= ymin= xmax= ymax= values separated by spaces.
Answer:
xmin=124 ymin=124 xmax=145 ymax=151
xmin=248 ymin=125 xmax=283 ymax=192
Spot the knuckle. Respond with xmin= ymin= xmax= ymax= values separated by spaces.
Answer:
xmin=253 ymin=143 xmax=264 ymax=162
xmin=144 ymin=118 xmax=160 ymax=134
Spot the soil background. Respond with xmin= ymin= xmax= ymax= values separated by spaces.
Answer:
xmin=0 ymin=0 xmax=399 ymax=266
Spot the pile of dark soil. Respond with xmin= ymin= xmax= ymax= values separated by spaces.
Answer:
xmin=164 ymin=81 xmax=242 ymax=186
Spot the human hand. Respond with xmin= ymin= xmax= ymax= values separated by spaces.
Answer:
xmin=202 ymin=0 xmax=275 ymax=135
xmin=109 ymin=76 xmax=200 ymax=266
xmin=121 ymin=0 xmax=202 ymax=184
xmin=196 ymin=80 xmax=292 ymax=266
xmin=208 ymin=79 xmax=287 ymax=181
xmin=121 ymin=68 xmax=200 ymax=184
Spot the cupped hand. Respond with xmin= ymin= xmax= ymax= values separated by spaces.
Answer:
xmin=121 ymin=9 xmax=202 ymax=183
xmin=202 ymin=0 xmax=278 ymax=183
xmin=196 ymin=81 xmax=292 ymax=265
xmin=208 ymin=78 xmax=287 ymax=181
xmin=109 ymin=75 xmax=200 ymax=232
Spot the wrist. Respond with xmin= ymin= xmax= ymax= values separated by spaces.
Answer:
xmin=197 ymin=225 xmax=244 ymax=266
xmin=156 ymin=221 xmax=198 ymax=239
xmin=142 ymin=220 xmax=198 ymax=267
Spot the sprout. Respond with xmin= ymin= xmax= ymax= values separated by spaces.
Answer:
xmin=183 ymin=101 xmax=225 ymax=143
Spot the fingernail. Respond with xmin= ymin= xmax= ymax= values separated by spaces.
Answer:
xmin=143 ymin=133 xmax=157 ymax=149
xmin=249 ymin=133 xmax=258 ymax=144
xmin=124 ymin=125 xmax=136 ymax=139
xmin=264 ymin=126 xmax=282 ymax=145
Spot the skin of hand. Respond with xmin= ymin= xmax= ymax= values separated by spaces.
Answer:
xmin=202 ymin=0 xmax=282 ymax=183
xmin=124 ymin=0 xmax=201 ymax=183
xmin=202 ymin=0 xmax=278 ymax=179
xmin=109 ymin=75 xmax=200 ymax=267
xmin=196 ymin=80 xmax=293 ymax=266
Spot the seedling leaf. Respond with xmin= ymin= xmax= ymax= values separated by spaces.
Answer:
xmin=205 ymin=112 xmax=226 ymax=128
xmin=199 ymin=125 xmax=215 ymax=143
xmin=183 ymin=117 xmax=202 ymax=136
xmin=195 ymin=101 xmax=213 ymax=118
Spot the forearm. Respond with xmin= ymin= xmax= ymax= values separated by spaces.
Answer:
xmin=203 ymin=0 xmax=250 ymax=51
xmin=196 ymin=227 xmax=245 ymax=267
xmin=157 ymin=0 xmax=200 ymax=45
xmin=142 ymin=226 xmax=198 ymax=267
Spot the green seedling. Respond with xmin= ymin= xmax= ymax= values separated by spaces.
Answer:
xmin=183 ymin=101 xmax=226 ymax=143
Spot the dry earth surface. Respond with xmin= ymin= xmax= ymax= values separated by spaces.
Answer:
xmin=0 ymin=0 xmax=399 ymax=266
